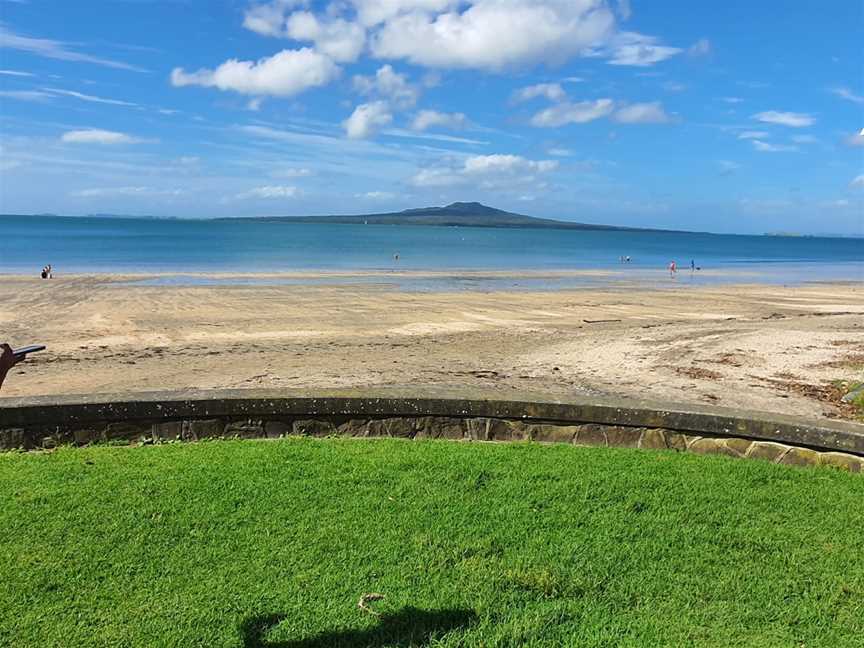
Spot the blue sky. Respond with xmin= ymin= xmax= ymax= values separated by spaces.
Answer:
xmin=0 ymin=0 xmax=862 ymax=234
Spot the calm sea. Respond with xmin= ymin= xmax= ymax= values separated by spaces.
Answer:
xmin=1 ymin=215 xmax=861 ymax=286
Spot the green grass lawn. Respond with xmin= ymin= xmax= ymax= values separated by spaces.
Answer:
xmin=1 ymin=438 xmax=862 ymax=647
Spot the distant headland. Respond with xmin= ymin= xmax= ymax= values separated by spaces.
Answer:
xmin=218 ymin=202 xmax=680 ymax=232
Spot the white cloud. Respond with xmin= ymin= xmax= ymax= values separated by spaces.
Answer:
xmin=371 ymin=1 xmax=617 ymax=70
xmin=0 ymin=25 xmax=146 ymax=72
xmin=530 ymin=99 xmax=615 ymax=127
xmin=171 ymin=48 xmax=339 ymax=97
xmin=851 ymin=175 xmax=864 ymax=189
xmin=752 ymin=140 xmax=797 ymax=153
xmin=236 ymin=185 xmax=298 ymax=199
xmin=356 ymin=191 xmax=396 ymax=200
xmin=72 ymin=186 xmax=183 ymax=198
xmin=687 ymin=38 xmax=711 ymax=57
xmin=616 ymin=0 xmax=632 ymax=20
xmin=61 ymin=129 xmax=145 ymax=145
xmin=411 ymin=153 xmax=557 ymax=187
xmin=343 ymin=100 xmax=393 ymax=138
xmin=612 ymin=101 xmax=671 ymax=124
xmin=352 ymin=0 xmax=470 ymax=28
xmin=284 ymin=12 xmax=366 ymax=62
xmin=606 ymin=31 xmax=682 ymax=66
xmin=737 ymin=130 xmax=769 ymax=140
xmin=722 ymin=97 xmax=744 ymax=104
xmin=547 ymin=147 xmax=573 ymax=156
xmin=752 ymin=111 xmax=815 ymax=127
xmin=512 ymin=83 xmax=566 ymax=103
xmin=353 ymin=64 xmax=418 ymax=108
xmin=0 ymin=89 xmax=53 ymax=102
xmin=242 ymin=0 xmax=304 ymax=36
xmin=790 ymin=134 xmax=818 ymax=144
xmin=44 ymin=87 xmax=138 ymax=107
xmin=411 ymin=109 xmax=467 ymax=131
xmin=270 ymin=167 xmax=313 ymax=178
xmin=0 ymin=69 xmax=33 ymax=77
xmin=831 ymin=87 xmax=864 ymax=105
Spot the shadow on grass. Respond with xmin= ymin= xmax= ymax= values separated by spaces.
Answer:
xmin=241 ymin=607 xmax=476 ymax=647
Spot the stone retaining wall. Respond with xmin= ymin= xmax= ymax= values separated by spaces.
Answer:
xmin=1 ymin=389 xmax=863 ymax=472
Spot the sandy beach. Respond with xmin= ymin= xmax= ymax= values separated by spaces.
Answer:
xmin=1 ymin=272 xmax=862 ymax=421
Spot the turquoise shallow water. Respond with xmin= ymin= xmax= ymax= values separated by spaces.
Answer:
xmin=1 ymin=215 xmax=861 ymax=285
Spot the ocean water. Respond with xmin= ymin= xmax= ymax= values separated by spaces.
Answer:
xmin=1 ymin=215 xmax=861 ymax=286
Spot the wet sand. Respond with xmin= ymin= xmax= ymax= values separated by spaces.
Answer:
xmin=1 ymin=273 xmax=862 ymax=421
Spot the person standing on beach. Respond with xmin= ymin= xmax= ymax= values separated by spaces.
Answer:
xmin=669 ymin=261 xmax=677 ymax=276
xmin=691 ymin=259 xmax=695 ymax=272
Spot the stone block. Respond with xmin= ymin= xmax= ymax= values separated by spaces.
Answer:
xmin=574 ymin=425 xmax=608 ymax=447
xmin=264 ymin=420 xmax=292 ymax=438
xmin=0 ymin=428 xmax=28 ymax=450
xmin=639 ymin=428 xmax=669 ymax=450
xmin=152 ymin=421 xmax=183 ymax=441
xmin=687 ymin=437 xmax=736 ymax=457
xmin=462 ymin=418 xmax=488 ymax=441
xmin=184 ymin=419 xmax=224 ymax=440
xmin=293 ymin=419 xmax=337 ymax=437
xmin=723 ymin=438 xmax=753 ymax=457
xmin=744 ymin=441 xmax=789 ymax=463
xmin=779 ymin=447 xmax=821 ymax=467
xmin=819 ymin=452 xmax=863 ymax=473
xmin=411 ymin=417 xmax=461 ymax=439
xmin=605 ymin=427 xmax=642 ymax=448
xmin=225 ymin=419 xmax=264 ymax=438
xmin=105 ymin=422 xmax=150 ymax=442
xmin=489 ymin=419 xmax=525 ymax=441
xmin=336 ymin=419 xmax=370 ymax=437
xmin=73 ymin=428 xmax=102 ymax=445
xmin=524 ymin=424 xmax=573 ymax=444
xmin=664 ymin=432 xmax=688 ymax=452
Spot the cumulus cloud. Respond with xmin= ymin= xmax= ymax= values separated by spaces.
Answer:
xmin=284 ymin=12 xmax=366 ymax=62
xmin=371 ymin=1 xmax=617 ymax=70
xmin=612 ymin=101 xmax=671 ymax=123
xmin=352 ymin=0 xmax=460 ymax=27
xmin=61 ymin=129 xmax=144 ymax=144
xmin=411 ymin=153 xmax=557 ymax=187
xmin=606 ymin=31 xmax=682 ymax=66
xmin=851 ymin=174 xmax=864 ymax=189
xmin=236 ymin=185 xmax=298 ymax=199
xmin=411 ymin=109 xmax=467 ymax=131
xmin=616 ymin=0 xmax=632 ymax=20
xmin=831 ymin=87 xmax=864 ymax=105
xmin=751 ymin=140 xmax=797 ymax=153
xmin=512 ymin=83 xmax=566 ymax=103
xmin=171 ymin=48 xmax=339 ymax=97
xmin=343 ymin=100 xmax=393 ymax=138
xmin=243 ymin=0 xmax=303 ymax=36
xmin=752 ymin=111 xmax=815 ymax=127
xmin=353 ymin=64 xmax=419 ymax=108
xmin=738 ymin=130 xmax=769 ymax=140
xmin=530 ymin=99 xmax=615 ymax=127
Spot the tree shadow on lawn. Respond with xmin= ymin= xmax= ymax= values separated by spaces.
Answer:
xmin=241 ymin=607 xmax=476 ymax=647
